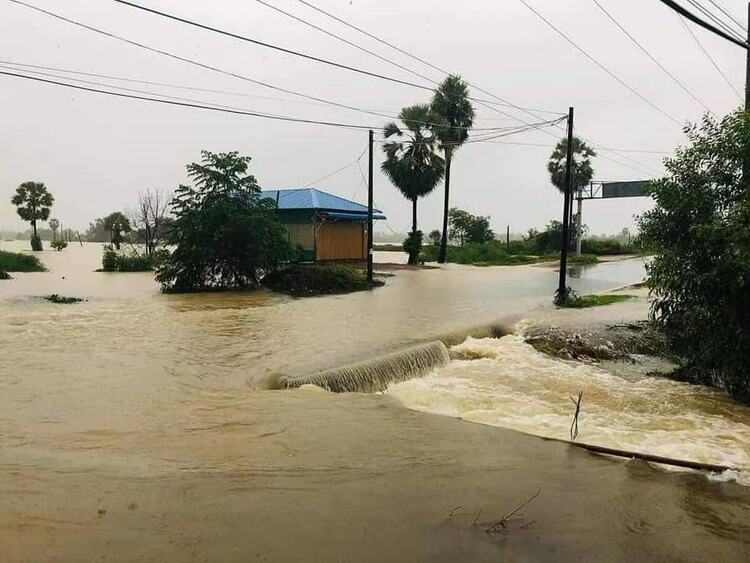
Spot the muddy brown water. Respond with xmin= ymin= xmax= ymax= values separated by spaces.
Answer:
xmin=1 ymin=241 xmax=749 ymax=562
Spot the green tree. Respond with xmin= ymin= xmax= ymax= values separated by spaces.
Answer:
xmin=11 ymin=181 xmax=54 ymax=251
xmin=102 ymin=212 xmax=131 ymax=250
xmin=428 ymin=229 xmax=441 ymax=246
xmin=430 ymin=75 xmax=475 ymax=263
xmin=448 ymin=208 xmax=494 ymax=246
xmin=156 ymin=151 xmax=293 ymax=293
xmin=639 ymin=110 xmax=750 ymax=403
xmin=381 ymin=104 xmax=445 ymax=264
xmin=48 ymin=218 xmax=60 ymax=241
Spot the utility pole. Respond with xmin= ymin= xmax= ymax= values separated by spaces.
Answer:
xmin=367 ymin=129 xmax=374 ymax=285
xmin=746 ymin=2 xmax=750 ymax=111
xmin=506 ymin=225 xmax=510 ymax=251
xmin=557 ymin=107 xmax=575 ymax=301
xmin=575 ymin=188 xmax=583 ymax=256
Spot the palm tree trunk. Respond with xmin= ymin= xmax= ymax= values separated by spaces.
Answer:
xmin=412 ymin=197 xmax=418 ymax=233
xmin=32 ymin=219 xmax=37 ymax=239
xmin=438 ymin=148 xmax=452 ymax=264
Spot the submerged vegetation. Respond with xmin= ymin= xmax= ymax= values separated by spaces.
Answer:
xmin=100 ymin=246 xmax=168 ymax=272
xmin=640 ymin=110 xmax=750 ymax=404
xmin=556 ymin=293 xmax=635 ymax=309
xmin=422 ymin=242 xmax=539 ymax=266
xmin=43 ymin=294 xmax=85 ymax=304
xmin=264 ymin=264 xmax=383 ymax=296
xmin=0 ymin=250 xmax=46 ymax=272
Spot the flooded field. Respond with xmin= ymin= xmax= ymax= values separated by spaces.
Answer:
xmin=2 ymin=241 xmax=749 ymax=562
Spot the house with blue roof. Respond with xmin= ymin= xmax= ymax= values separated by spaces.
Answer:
xmin=260 ymin=188 xmax=385 ymax=262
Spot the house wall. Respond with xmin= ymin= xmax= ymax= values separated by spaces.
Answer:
xmin=316 ymin=221 xmax=366 ymax=260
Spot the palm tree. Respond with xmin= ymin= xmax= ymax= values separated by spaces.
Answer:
xmin=48 ymin=218 xmax=60 ymax=241
xmin=547 ymin=137 xmax=596 ymax=249
xmin=430 ymin=75 xmax=475 ymax=263
xmin=11 ymin=181 xmax=54 ymax=251
xmin=381 ymin=104 xmax=445 ymax=264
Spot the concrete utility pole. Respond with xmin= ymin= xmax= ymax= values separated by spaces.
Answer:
xmin=367 ymin=129 xmax=374 ymax=285
xmin=575 ymin=188 xmax=583 ymax=256
xmin=557 ymin=107 xmax=575 ymax=300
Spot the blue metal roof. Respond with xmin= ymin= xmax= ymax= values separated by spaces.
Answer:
xmin=261 ymin=188 xmax=383 ymax=216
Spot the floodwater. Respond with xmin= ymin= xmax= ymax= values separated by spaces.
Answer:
xmin=2 ymin=241 xmax=749 ymax=562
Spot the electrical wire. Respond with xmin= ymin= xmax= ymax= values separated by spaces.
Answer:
xmin=678 ymin=15 xmax=744 ymax=100
xmin=590 ymin=0 xmax=712 ymax=113
xmin=303 ymin=147 xmax=368 ymax=187
xmin=657 ymin=0 xmax=750 ymax=49
xmin=685 ymin=0 xmax=745 ymax=41
xmin=0 ymin=70 xmax=377 ymax=129
xmin=289 ymin=0 xmax=673 ymax=176
xmin=705 ymin=0 xmax=747 ymax=34
xmin=112 ymin=0 xmax=433 ymax=91
xmin=517 ymin=0 xmax=682 ymax=126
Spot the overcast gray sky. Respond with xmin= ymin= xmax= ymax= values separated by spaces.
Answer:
xmin=1 ymin=0 xmax=746 ymax=236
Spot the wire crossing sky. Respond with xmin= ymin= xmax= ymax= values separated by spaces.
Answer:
xmin=0 ymin=0 xmax=746 ymax=236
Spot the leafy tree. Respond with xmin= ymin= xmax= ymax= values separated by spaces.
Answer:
xmin=448 ymin=207 xmax=494 ymax=246
xmin=639 ymin=111 xmax=750 ymax=403
xmin=11 ymin=181 xmax=54 ymax=251
xmin=103 ymin=212 xmax=131 ymax=250
xmin=156 ymin=151 xmax=293 ymax=293
xmin=381 ymin=104 xmax=445 ymax=264
xmin=430 ymin=75 xmax=475 ymax=263
xmin=428 ymin=229 xmax=441 ymax=246
xmin=48 ymin=218 xmax=60 ymax=241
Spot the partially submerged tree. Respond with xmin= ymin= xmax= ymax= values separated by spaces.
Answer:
xmin=156 ymin=151 xmax=292 ymax=293
xmin=102 ymin=212 xmax=131 ymax=250
xmin=381 ymin=104 xmax=445 ymax=264
xmin=639 ymin=110 xmax=750 ymax=403
xmin=430 ymin=75 xmax=475 ymax=263
xmin=11 ymin=181 xmax=54 ymax=251
xmin=130 ymin=188 xmax=171 ymax=256
xmin=448 ymin=208 xmax=494 ymax=246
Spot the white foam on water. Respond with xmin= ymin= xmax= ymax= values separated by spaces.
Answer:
xmin=386 ymin=335 xmax=750 ymax=485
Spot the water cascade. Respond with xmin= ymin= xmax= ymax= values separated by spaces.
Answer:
xmin=278 ymin=340 xmax=450 ymax=392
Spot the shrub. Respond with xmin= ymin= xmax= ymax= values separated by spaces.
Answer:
xmin=556 ymin=294 xmax=634 ymax=309
xmin=100 ymin=246 xmax=159 ymax=272
xmin=0 ymin=250 xmax=46 ymax=272
xmin=31 ymin=234 xmax=43 ymax=251
xmin=264 ymin=264 xmax=382 ymax=296
xmin=403 ymin=230 xmax=423 ymax=265
xmin=50 ymin=240 xmax=68 ymax=251
xmin=639 ymin=110 xmax=750 ymax=403
xmin=421 ymin=241 xmax=538 ymax=265
xmin=0 ymin=269 xmax=11 ymax=280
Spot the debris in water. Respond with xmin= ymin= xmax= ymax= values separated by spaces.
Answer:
xmin=43 ymin=294 xmax=86 ymax=304
xmin=570 ymin=391 xmax=583 ymax=440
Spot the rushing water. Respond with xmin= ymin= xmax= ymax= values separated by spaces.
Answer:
xmin=2 ymin=241 xmax=749 ymax=562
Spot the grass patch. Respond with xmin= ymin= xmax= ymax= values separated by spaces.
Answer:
xmin=567 ymin=254 xmax=599 ymax=265
xmin=421 ymin=243 xmax=544 ymax=266
xmin=373 ymin=244 xmax=404 ymax=252
xmin=0 ymin=250 xmax=46 ymax=272
xmin=557 ymin=294 xmax=635 ymax=309
xmin=264 ymin=264 xmax=384 ymax=296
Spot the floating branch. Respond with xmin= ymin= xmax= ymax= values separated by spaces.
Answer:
xmin=570 ymin=391 xmax=583 ymax=440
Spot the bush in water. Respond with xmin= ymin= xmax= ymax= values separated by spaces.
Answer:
xmin=156 ymin=151 xmax=293 ymax=293
xmin=101 ymin=246 xmax=164 ymax=272
xmin=264 ymin=264 xmax=382 ymax=296
xmin=50 ymin=239 xmax=68 ymax=251
xmin=0 ymin=250 xmax=45 ymax=272
xmin=421 ymin=242 xmax=538 ymax=266
xmin=639 ymin=110 xmax=750 ymax=404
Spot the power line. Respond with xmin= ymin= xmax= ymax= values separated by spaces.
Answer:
xmin=517 ymin=0 xmax=683 ymax=126
xmin=479 ymin=140 xmax=671 ymax=154
xmin=0 ymin=70 xmax=377 ymax=129
xmin=678 ymin=15 xmax=744 ymax=100
xmin=657 ymin=0 xmax=750 ymax=49
xmin=303 ymin=147 xmax=367 ymax=187
xmin=685 ymin=0 xmax=745 ymax=40
xmin=4 ymin=1 xmax=417 ymax=123
xmin=112 ymin=0 xmax=434 ymax=91
xmin=705 ymin=0 xmax=747 ymax=33
xmin=291 ymin=0 xmax=666 ymax=178
xmin=590 ymin=0 xmax=712 ymax=113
